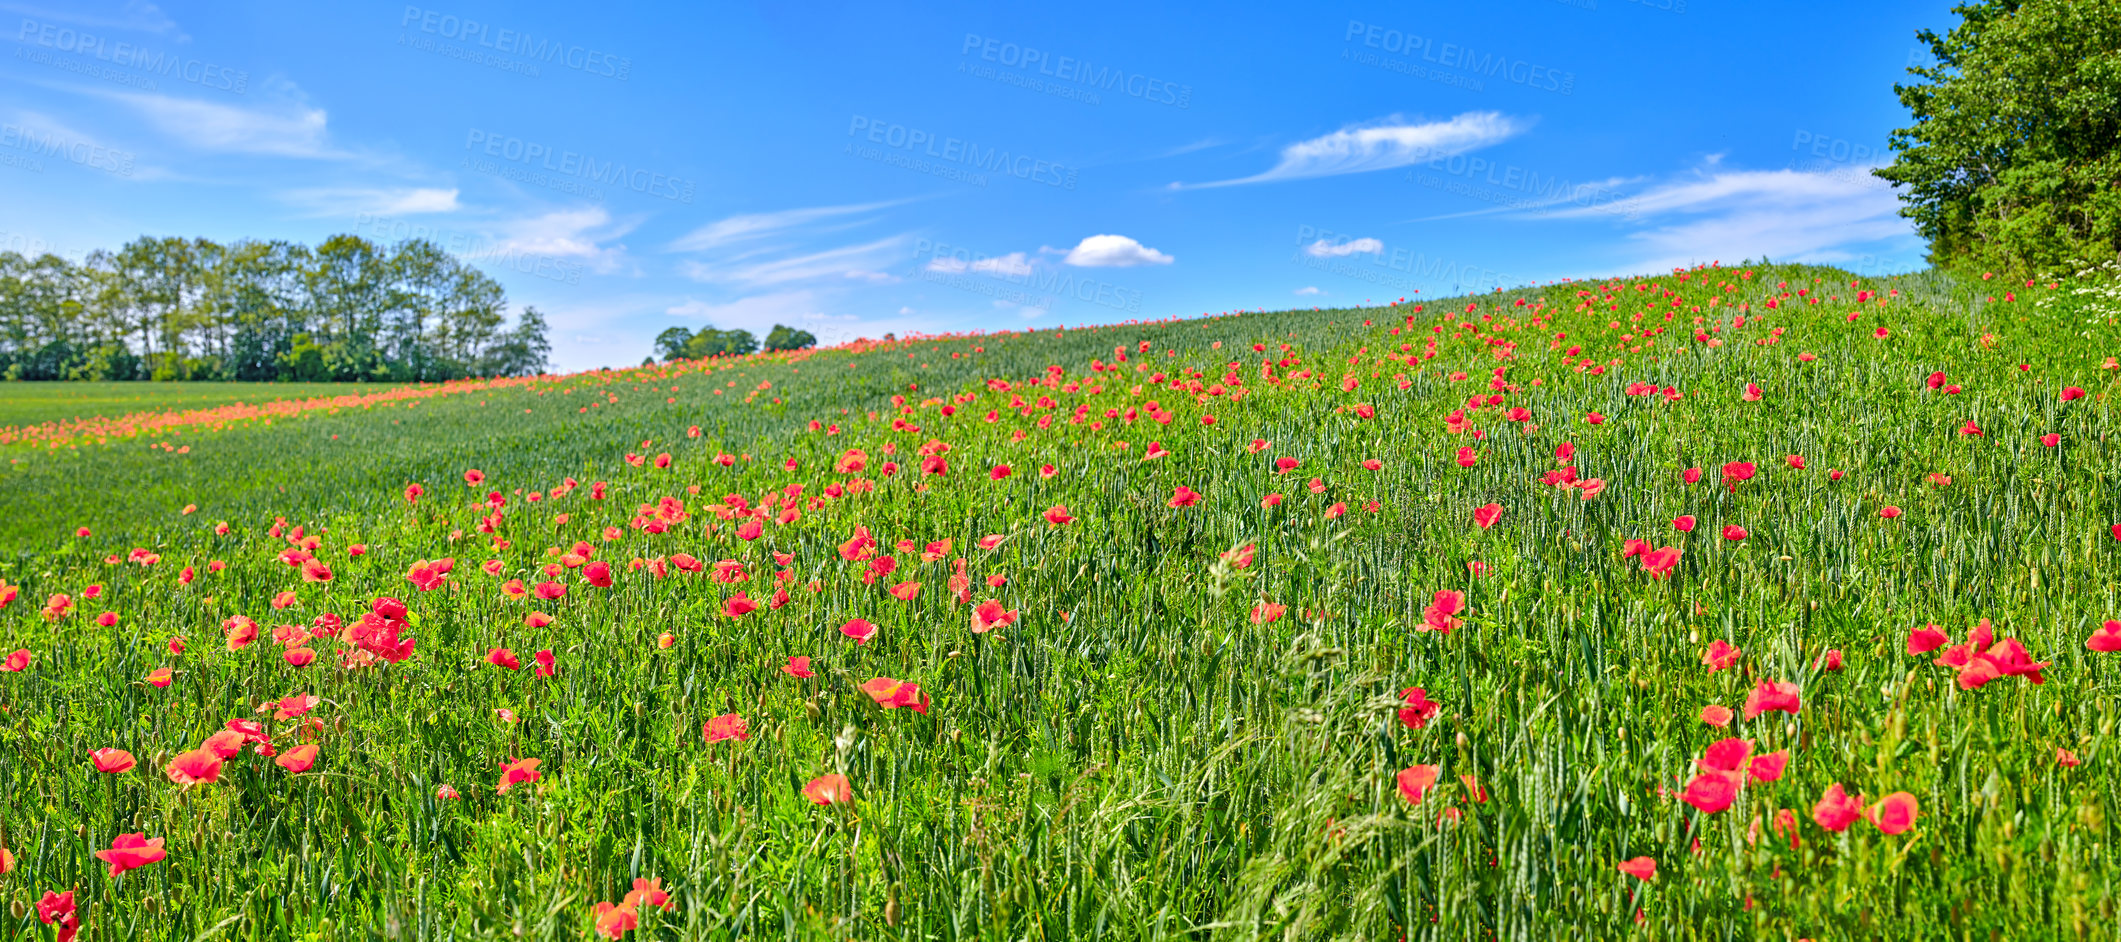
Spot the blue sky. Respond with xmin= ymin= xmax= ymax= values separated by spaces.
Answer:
xmin=1 ymin=0 xmax=1940 ymax=370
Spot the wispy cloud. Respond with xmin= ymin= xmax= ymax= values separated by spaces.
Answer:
xmin=926 ymin=251 xmax=1035 ymax=277
xmin=280 ymin=187 xmax=460 ymax=217
xmin=1304 ymin=237 xmax=1382 ymax=258
xmin=4 ymin=1 xmax=184 ymax=37
xmin=487 ymin=207 xmax=637 ymax=274
xmin=667 ymin=198 xmax=916 ymax=253
xmin=1550 ymin=164 xmax=1916 ymax=272
xmin=1183 ymin=112 xmax=1525 ymax=188
xmin=678 ymin=235 xmax=908 ymax=288
xmin=87 ymin=86 xmax=340 ymax=158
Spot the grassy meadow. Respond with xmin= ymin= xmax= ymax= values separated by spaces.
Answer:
xmin=1 ymin=262 xmax=2119 ymax=940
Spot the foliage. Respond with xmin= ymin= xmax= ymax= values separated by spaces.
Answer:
xmin=763 ymin=324 xmax=818 ymax=352
xmin=651 ymin=325 xmax=760 ymax=361
xmin=0 ymin=234 xmax=552 ymax=383
xmin=1 ymin=263 xmax=2120 ymax=939
xmin=1877 ymin=0 xmax=2121 ymax=278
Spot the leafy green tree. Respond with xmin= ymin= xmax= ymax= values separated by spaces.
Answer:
xmin=764 ymin=323 xmax=817 ymax=351
xmin=1877 ymin=0 xmax=2121 ymax=277
xmin=653 ymin=326 xmax=695 ymax=361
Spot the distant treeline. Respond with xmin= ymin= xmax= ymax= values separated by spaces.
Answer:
xmin=0 ymin=235 xmax=551 ymax=382
xmin=651 ymin=323 xmax=817 ymax=362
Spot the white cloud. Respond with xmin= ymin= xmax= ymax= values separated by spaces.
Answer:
xmin=1304 ymin=237 xmax=1383 ymax=258
xmin=1294 ymin=286 xmax=1322 ymax=295
xmin=925 ymin=251 xmax=1035 ymax=277
xmin=1063 ymin=234 xmax=1173 ymax=267
xmin=281 ymin=187 xmax=459 ymax=216
xmin=666 ymin=198 xmax=914 ymax=252
xmin=679 ymin=235 xmax=908 ymax=288
xmin=486 ymin=207 xmax=636 ymax=273
xmin=92 ymin=88 xmax=339 ymax=158
xmin=1187 ymin=112 xmax=1524 ymax=188
xmin=1547 ymin=164 xmax=1918 ymax=272
xmin=2 ymin=1 xmax=184 ymax=36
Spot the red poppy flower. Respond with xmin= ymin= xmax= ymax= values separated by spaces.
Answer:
xmin=0 ymin=648 xmax=28 ymax=672
xmin=1043 ymin=506 xmax=1075 ymax=526
xmin=702 ymin=713 xmax=749 ymax=743
xmin=1700 ymin=704 xmax=1733 ymax=727
xmin=1681 ymin=772 xmax=1737 ymax=813
xmin=1748 ymin=750 xmax=1789 ymax=783
xmin=91 ymin=748 xmax=135 ymax=773
xmin=1700 ymin=639 xmax=1741 ymax=672
xmin=1672 ymin=515 xmax=1696 ymax=532
xmin=1473 ymin=503 xmax=1502 ymax=530
xmin=1455 ymin=447 xmax=1477 ymax=468
xmin=464 ymin=469 xmax=485 ymax=485
xmin=276 ymin=744 xmax=319 ymax=773
xmin=145 ymin=667 xmax=175 ymax=687
xmin=2088 ymin=620 xmax=2121 ymax=652
xmin=1396 ymin=764 xmax=1441 ymax=804
xmin=782 ymin=655 xmax=814 ymax=678
xmin=497 ymin=757 xmax=542 ymax=793
xmin=487 ymin=648 xmax=521 ymax=670
xmin=2058 ymin=748 xmax=2082 ymax=767
xmin=803 ymin=773 xmax=852 ymax=805
xmin=1421 ymin=590 xmax=1466 ymax=633
xmin=1250 ymin=602 xmax=1286 ymax=624
xmin=1617 ymin=857 xmax=1655 ymax=882
xmin=1640 ymin=546 xmax=1682 ymax=578
xmin=1872 ymin=792 xmax=1918 ymax=834
xmin=971 ymin=600 xmax=1018 ymax=634
xmin=1722 ymin=524 xmax=1748 ymax=541
xmin=534 ymin=649 xmax=556 ymax=677
xmin=625 ymin=877 xmax=672 ymax=910
xmin=94 ymin=833 xmax=166 ymax=877
xmin=840 ymin=619 xmax=877 ymax=644
xmin=1397 ymin=687 xmax=1440 ymax=729
xmin=593 ymin=902 xmax=639 ymax=940
xmin=1275 ymin=456 xmax=1300 ymax=474
xmin=165 ymin=748 xmax=223 ymax=786
xmin=2041 ymin=433 xmax=2061 ymax=448
xmin=1741 ymin=680 xmax=1801 ymax=719
xmin=860 ymin=677 xmax=930 ymax=714
xmin=2061 ymin=386 xmax=2087 ymax=401
xmin=1908 ymin=623 xmax=1949 ymax=654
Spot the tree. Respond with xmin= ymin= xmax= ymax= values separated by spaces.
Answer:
xmin=0 ymin=231 xmax=551 ymax=383
xmin=1876 ymin=0 xmax=2121 ymax=277
xmin=764 ymin=323 xmax=817 ymax=351
xmin=653 ymin=326 xmax=695 ymax=361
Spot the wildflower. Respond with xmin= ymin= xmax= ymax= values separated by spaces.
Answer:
xmin=1396 ymin=764 xmax=1441 ymax=804
xmin=1700 ymin=639 xmax=1741 ymax=671
xmin=782 ymin=655 xmax=814 ymax=678
xmin=497 ymin=757 xmax=543 ymax=793
xmin=803 ymin=773 xmax=853 ymax=805
xmin=702 ymin=714 xmax=749 ymax=743
xmin=1617 ymin=857 xmax=1656 ymax=882
xmin=165 ymin=748 xmax=223 ymax=786
xmin=1420 ymin=590 xmax=1465 ymax=633
xmin=1397 ymin=687 xmax=1440 ymax=729
xmin=276 ymin=744 xmax=320 ymax=773
xmin=90 ymin=748 xmax=136 ymax=773
xmin=1872 ymin=792 xmax=1919 ymax=835
xmin=1473 ymin=503 xmax=1502 ymax=529
xmin=861 ymin=677 xmax=930 ymax=714
xmin=1742 ymin=680 xmax=1801 ymax=719
xmin=94 ymin=833 xmax=166 ymax=877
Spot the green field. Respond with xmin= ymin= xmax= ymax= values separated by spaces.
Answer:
xmin=0 ymin=381 xmax=404 ymax=430
xmin=1 ymin=263 xmax=2119 ymax=940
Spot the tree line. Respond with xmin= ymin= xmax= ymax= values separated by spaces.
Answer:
xmin=0 ymin=235 xmax=552 ymax=382
xmin=649 ymin=323 xmax=816 ymax=363
xmin=1879 ymin=0 xmax=2121 ymax=278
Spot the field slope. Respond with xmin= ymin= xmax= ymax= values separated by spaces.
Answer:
xmin=1 ymin=263 xmax=2119 ymax=940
